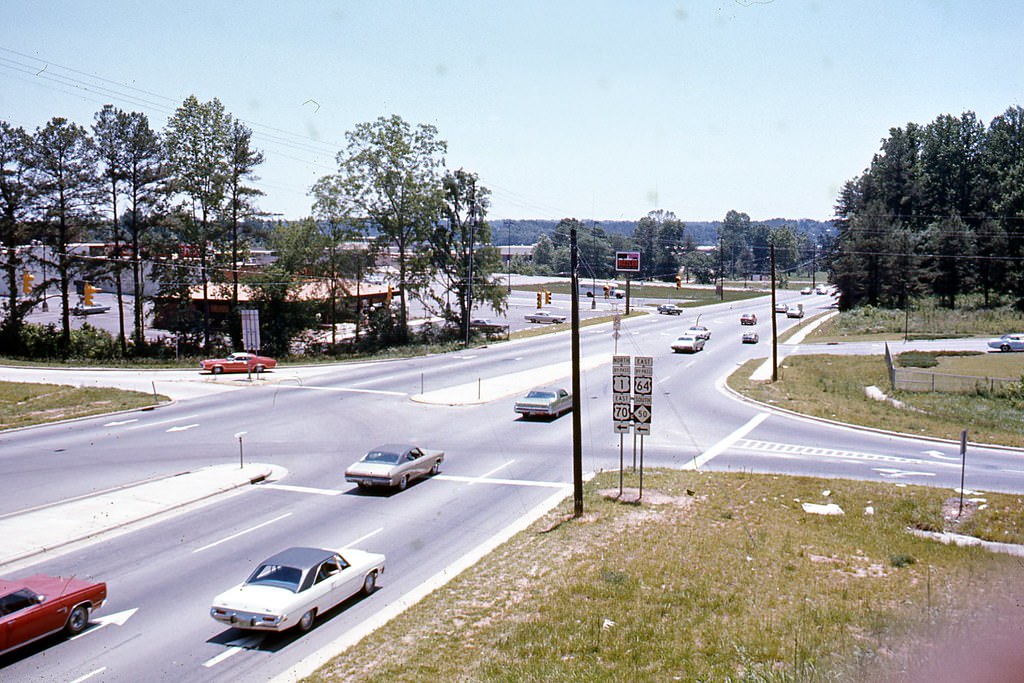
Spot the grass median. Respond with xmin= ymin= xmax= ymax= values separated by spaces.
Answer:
xmin=0 ymin=381 xmax=166 ymax=430
xmin=727 ymin=355 xmax=1024 ymax=448
xmin=307 ymin=470 xmax=1024 ymax=682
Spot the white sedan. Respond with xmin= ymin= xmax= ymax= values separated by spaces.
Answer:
xmin=671 ymin=334 xmax=705 ymax=353
xmin=525 ymin=309 xmax=567 ymax=324
xmin=210 ymin=546 xmax=385 ymax=632
xmin=988 ymin=334 xmax=1024 ymax=352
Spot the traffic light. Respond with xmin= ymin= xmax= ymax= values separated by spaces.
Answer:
xmin=545 ymin=290 xmax=552 ymax=305
xmin=83 ymin=282 xmax=98 ymax=306
xmin=536 ymin=291 xmax=543 ymax=308
xmin=602 ymin=284 xmax=610 ymax=298
xmin=21 ymin=271 xmax=34 ymax=294
xmin=675 ymin=274 xmax=682 ymax=288
xmin=385 ymin=284 xmax=393 ymax=305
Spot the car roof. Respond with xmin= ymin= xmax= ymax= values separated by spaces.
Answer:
xmin=260 ymin=546 xmax=336 ymax=570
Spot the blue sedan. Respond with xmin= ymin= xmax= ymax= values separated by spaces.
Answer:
xmin=987 ymin=334 xmax=1024 ymax=352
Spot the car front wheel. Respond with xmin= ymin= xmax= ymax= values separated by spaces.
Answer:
xmin=397 ymin=474 xmax=409 ymax=490
xmin=212 ymin=366 xmax=223 ymax=375
xmin=363 ymin=571 xmax=377 ymax=595
xmin=65 ymin=604 xmax=90 ymax=636
xmin=431 ymin=460 xmax=441 ymax=475
xmin=1001 ymin=344 xmax=1011 ymax=352
xmin=297 ymin=608 xmax=316 ymax=632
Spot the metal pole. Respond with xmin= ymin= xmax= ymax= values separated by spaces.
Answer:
xmin=618 ymin=433 xmax=624 ymax=498
xmin=570 ymin=228 xmax=584 ymax=518
xmin=770 ymin=241 xmax=778 ymax=382
xmin=957 ymin=430 xmax=968 ymax=517
xmin=638 ymin=434 xmax=644 ymax=500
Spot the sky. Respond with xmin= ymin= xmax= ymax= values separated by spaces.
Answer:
xmin=1 ymin=1 xmax=1022 ymax=224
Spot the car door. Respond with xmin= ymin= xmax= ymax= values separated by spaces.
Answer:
xmin=1 ymin=590 xmax=60 ymax=651
xmin=327 ymin=554 xmax=364 ymax=604
xmin=404 ymin=448 xmax=428 ymax=477
xmin=555 ymin=390 xmax=570 ymax=413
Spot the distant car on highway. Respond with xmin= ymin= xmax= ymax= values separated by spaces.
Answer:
xmin=988 ymin=334 xmax=1024 ymax=352
xmin=774 ymin=302 xmax=788 ymax=314
xmin=469 ymin=318 xmax=508 ymax=334
xmin=657 ymin=303 xmax=683 ymax=315
xmin=686 ymin=324 xmax=711 ymax=340
xmin=742 ymin=331 xmax=760 ymax=344
xmin=0 ymin=574 xmax=107 ymax=656
xmin=72 ymin=303 xmax=111 ymax=316
xmin=815 ymin=285 xmax=829 ymax=295
xmin=525 ymin=309 xmax=567 ymax=324
xmin=199 ymin=352 xmax=276 ymax=374
xmin=800 ymin=287 xmax=813 ymax=295
xmin=345 ymin=443 xmax=445 ymax=490
xmin=786 ymin=305 xmax=805 ymax=318
xmin=210 ymin=546 xmax=384 ymax=633
xmin=671 ymin=334 xmax=705 ymax=353
xmin=514 ymin=387 xmax=572 ymax=419
xmin=740 ymin=312 xmax=757 ymax=325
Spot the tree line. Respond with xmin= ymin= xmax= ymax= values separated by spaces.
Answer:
xmin=830 ymin=105 xmax=1024 ymax=310
xmin=1 ymin=103 xmax=507 ymax=358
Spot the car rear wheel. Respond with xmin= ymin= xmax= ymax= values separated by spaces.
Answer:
xmin=362 ymin=571 xmax=377 ymax=595
xmin=253 ymin=365 xmax=265 ymax=372
xmin=65 ymin=604 xmax=90 ymax=636
xmin=297 ymin=608 xmax=316 ymax=632
xmin=397 ymin=474 xmax=409 ymax=491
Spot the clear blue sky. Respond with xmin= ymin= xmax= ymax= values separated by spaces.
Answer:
xmin=2 ymin=1 xmax=1022 ymax=224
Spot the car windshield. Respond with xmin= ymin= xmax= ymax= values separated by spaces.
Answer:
xmin=247 ymin=563 xmax=302 ymax=592
xmin=677 ymin=336 xmax=695 ymax=341
xmin=525 ymin=391 xmax=555 ymax=400
xmin=364 ymin=450 xmax=401 ymax=464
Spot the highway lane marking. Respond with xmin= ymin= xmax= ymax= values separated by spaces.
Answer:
xmin=69 ymin=669 xmax=107 ymax=683
xmin=734 ymin=439 xmax=959 ymax=468
xmin=124 ymin=413 xmax=200 ymax=430
xmin=192 ymin=513 xmax=293 ymax=554
xmin=69 ymin=608 xmax=137 ymax=641
xmin=103 ymin=418 xmax=138 ymax=426
xmin=275 ymin=384 xmax=406 ymax=396
xmin=475 ymin=460 xmax=515 ymax=482
xmin=166 ymin=423 xmax=199 ymax=433
xmin=344 ymin=527 xmax=384 ymax=548
xmin=261 ymin=483 xmax=343 ymax=496
xmin=202 ymin=634 xmax=263 ymax=668
xmin=683 ymin=412 xmax=770 ymax=470
xmin=874 ymin=468 xmax=937 ymax=479
xmin=433 ymin=474 xmax=570 ymax=489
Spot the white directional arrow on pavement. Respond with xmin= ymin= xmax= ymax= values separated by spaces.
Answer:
xmin=104 ymin=419 xmax=138 ymax=426
xmin=166 ymin=424 xmax=199 ymax=432
xmin=70 ymin=608 xmax=138 ymax=641
xmin=922 ymin=450 xmax=958 ymax=461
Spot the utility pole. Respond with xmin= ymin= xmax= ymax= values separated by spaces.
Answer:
xmin=770 ymin=241 xmax=778 ymax=382
xmin=505 ymin=219 xmax=512 ymax=294
xmin=570 ymin=227 xmax=583 ymax=517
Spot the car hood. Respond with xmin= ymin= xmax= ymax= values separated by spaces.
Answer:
xmin=212 ymin=584 xmax=296 ymax=613
xmin=346 ymin=462 xmax=396 ymax=477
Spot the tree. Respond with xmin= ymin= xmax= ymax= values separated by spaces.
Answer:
xmin=531 ymin=234 xmax=555 ymax=273
xmin=223 ymin=119 xmax=264 ymax=348
xmin=719 ymin=210 xmax=752 ymax=278
xmin=30 ymin=117 xmax=98 ymax=349
xmin=329 ymin=115 xmax=447 ymax=343
xmin=93 ymin=104 xmax=131 ymax=355
xmin=121 ymin=111 xmax=166 ymax=348
xmin=164 ymin=95 xmax=233 ymax=351
xmin=0 ymin=121 xmax=35 ymax=352
xmin=428 ymin=169 xmax=506 ymax=338
xmin=634 ymin=210 xmax=686 ymax=280
xmin=309 ymin=174 xmax=370 ymax=347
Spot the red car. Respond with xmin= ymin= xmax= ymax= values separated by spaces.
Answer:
xmin=199 ymin=352 xmax=276 ymax=374
xmin=1 ymin=574 xmax=107 ymax=656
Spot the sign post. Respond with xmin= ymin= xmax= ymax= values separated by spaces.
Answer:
xmin=633 ymin=356 xmax=653 ymax=499
xmin=615 ymin=251 xmax=640 ymax=314
xmin=612 ymin=355 xmax=632 ymax=497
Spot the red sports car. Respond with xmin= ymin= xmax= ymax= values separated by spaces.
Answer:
xmin=199 ymin=352 xmax=276 ymax=374
xmin=0 ymin=574 xmax=107 ymax=656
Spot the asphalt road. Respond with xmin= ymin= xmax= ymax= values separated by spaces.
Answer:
xmin=1 ymin=288 xmax=1019 ymax=681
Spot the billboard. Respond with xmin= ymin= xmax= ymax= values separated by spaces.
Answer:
xmin=615 ymin=251 xmax=640 ymax=272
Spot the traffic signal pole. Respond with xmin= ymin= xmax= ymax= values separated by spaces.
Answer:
xmin=570 ymin=227 xmax=583 ymax=517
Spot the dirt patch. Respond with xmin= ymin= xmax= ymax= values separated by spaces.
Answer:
xmin=598 ymin=487 xmax=694 ymax=507
xmin=942 ymin=496 xmax=980 ymax=532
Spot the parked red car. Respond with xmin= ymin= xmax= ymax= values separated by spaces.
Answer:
xmin=199 ymin=352 xmax=276 ymax=374
xmin=1 ymin=574 xmax=107 ymax=656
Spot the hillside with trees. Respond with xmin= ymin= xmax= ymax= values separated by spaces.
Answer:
xmin=829 ymin=105 xmax=1024 ymax=311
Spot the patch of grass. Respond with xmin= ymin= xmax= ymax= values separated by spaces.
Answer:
xmin=728 ymin=355 xmax=1024 ymax=448
xmin=306 ymin=471 xmax=1024 ymax=682
xmin=807 ymin=303 xmax=1024 ymax=342
xmin=896 ymin=350 xmax=982 ymax=369
xmin=0 ymin=381 xmax=165 ymax=430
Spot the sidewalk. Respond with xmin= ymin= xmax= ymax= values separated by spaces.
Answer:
xmin=0 ymin=463 xmax=275 ymax=570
